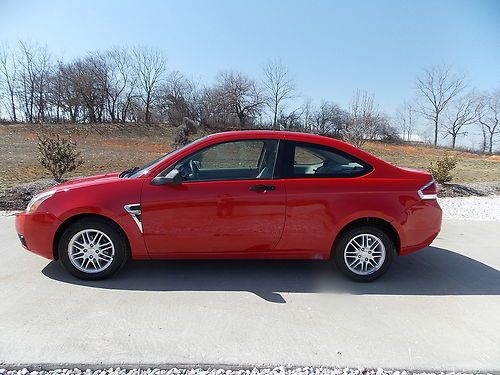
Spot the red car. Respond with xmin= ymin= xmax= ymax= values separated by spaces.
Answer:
xmin=15 ymin=131 xmax=441 ymax=282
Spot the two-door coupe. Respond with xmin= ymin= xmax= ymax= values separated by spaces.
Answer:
xmin=16 ymin=131 xmax=442 ymax=282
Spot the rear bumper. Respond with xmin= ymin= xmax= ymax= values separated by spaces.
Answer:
xmin=15 ymin=211 xmax=62 ymax=259
xmin=398 ymin=199 xmax=442 ymax=256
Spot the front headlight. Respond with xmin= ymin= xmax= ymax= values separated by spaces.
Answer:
xmin=26 ymin=190 xmax=56 ymax=214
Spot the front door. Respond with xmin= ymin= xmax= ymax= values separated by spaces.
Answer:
xmin=141 ymin=139 xmax=286 ymax=256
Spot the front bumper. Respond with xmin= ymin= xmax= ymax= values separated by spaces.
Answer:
xmin=15 ymin=211 xmax=62 ymax=259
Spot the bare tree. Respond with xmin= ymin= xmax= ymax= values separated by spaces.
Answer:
xmin=263 ymin=58 xmax=296 ymax=129
xmin=343 ymin=90 xmax=384 ymax=147
xmin=132 ymin=46 xmax=167 ymax=123
xmin=158 ymin=71 xmax=199 ymax=126
xmin=17 ymin=41 xmax=37 ymax=122
xmin=51 ymin=59 xmax=86 ymax=122
xmin=311 ymin=101 xmax=347 ymax=136
xmin=34 ymin=45 xmax=52 ymax=122
xmin=104 ymin=48 xmax=135 ymax=123
xmin=47 ymin=60 xmax=65 ymax=122
xmin=59 ymin=54 xmax=109 ymax=123
xmin=0 ymin=45 xmax=18 ymax=121
xmin=442 ymin=93 xmax=478 ymax=148
xmin=477 ymin=90 xmax=500 ymax=154
xmin=276 ymin=108 xmax=303 ymax=130
xmin=395 ymin=101 xmax=417 ymax=141
xmin=301 ymin=98 xmax=314 ymax=131
xmin=213 ymin=70 xmax=265 ymax=128
xmin=16 ymin=41 xmax=53 ymax=123
xmin=199 ymin=86 xmax=225 ymax=129
xmin=416 ymin=65 xmax=467 ymax=146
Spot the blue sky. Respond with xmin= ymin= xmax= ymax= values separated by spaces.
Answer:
xmin=1 ymin=0 xmax=499 ymax=146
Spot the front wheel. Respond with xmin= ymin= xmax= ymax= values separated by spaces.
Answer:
xmin=58 ymin=218 xmax=129 ymax=280
xmin=333 ymin=226 xmax=395 ymax=282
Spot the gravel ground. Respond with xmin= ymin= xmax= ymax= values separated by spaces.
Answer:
xmin=438 ymin=196 xmax=500 ymax=221
xmin=437 ymin=181 xmax=500 ymax=197
xmin=0 ymin=179 xmax=58 ymax=211
xmin=0 ymin=368 xmax=492 ymax=375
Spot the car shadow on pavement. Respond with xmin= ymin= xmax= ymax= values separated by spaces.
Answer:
xmin=42 ymin=246 xmax=500 ymax=303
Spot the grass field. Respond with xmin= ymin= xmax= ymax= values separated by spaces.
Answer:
xmin=1 ymin=123 xmax=499 ymax=189
xmin=363 ymin=141 xmax=500 ymax=183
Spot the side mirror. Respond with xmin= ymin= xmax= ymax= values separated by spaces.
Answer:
xmin=151 ymin=169 xmax=183 ymax=185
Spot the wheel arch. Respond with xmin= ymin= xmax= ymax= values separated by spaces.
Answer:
xmin=331 ymin=217 xmax=401 ymax=258
xmin=52 ymin=213 xmax=131 ymax=260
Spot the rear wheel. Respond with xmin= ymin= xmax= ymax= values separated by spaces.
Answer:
xmin=333 ymin=225 xmax=395 ymax=282
xmin=58 ymin=218 xmax=129 ymax=280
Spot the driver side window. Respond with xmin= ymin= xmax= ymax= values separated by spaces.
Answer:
xmin=175 ymin=139 xmax=279 ymax=182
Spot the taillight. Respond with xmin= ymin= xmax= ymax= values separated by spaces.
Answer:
xmin=418 ymin=179 xmax=437 ymax=200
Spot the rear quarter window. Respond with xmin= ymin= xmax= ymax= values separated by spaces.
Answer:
xmin=285 ymin=141 xmax=373 ymax=178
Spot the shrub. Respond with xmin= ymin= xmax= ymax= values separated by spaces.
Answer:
xmin=37 ymin=133 xmax=84 ymax=182
xmin=172 ymin=117 xmax=198 ymax=147
xmin=428 ymin=153 xmax=458 ymax=184
xmin=172 ymin=125 xmax=190 ymax=147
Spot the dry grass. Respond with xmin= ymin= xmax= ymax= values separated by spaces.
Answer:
xmin=0 ymin=123 xmax=499 ymax=189
xmin=363 ymin=141 xmax=500 ymax=183
xmin=0 ymin=123 xmax=178 ymax=189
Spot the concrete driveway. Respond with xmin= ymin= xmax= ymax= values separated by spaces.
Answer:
xmin=0 ymin=215 xmax=499 ymax=371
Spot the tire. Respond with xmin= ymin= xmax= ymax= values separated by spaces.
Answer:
xmin=333 ymin=225 xmax=395 ymax=282
xmin=58 ymin=218 xmax=129 ymax=280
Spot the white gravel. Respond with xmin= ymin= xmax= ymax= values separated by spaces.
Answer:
xmin=0 ymin=368 xmax=492 ymax=375
xmin=0 ymin=210 xmax=20 ymax=216
xmin=438 ymin=196 xmax=500 ymax=221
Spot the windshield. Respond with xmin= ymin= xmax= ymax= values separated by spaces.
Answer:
xmin=128 ymin=135 xmax=208 ymax=178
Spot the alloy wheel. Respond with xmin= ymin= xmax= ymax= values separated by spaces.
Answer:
xmin=67 ymin=229 xmax=115 ymax=274
xmin=343 ymin=233 xmax=386 ymax=275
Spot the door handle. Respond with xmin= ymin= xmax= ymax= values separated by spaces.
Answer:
xmin=249 ymin=185 xmax=276 ymax=192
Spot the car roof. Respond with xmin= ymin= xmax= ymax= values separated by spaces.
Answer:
xmin=206 ymin=129 xmax=342 ymax=143
xmin=205 ymin=130 xmax=364 ymax=152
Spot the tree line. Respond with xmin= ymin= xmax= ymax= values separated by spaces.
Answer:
xmin=413 ymin=65 xmax=499 ymax=153
xmin=0 ymin=41 xmax=498 ymax=152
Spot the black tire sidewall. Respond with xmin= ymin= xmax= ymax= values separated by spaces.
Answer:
xmin=58 ymin=218 xmax=129 ymax=280
xmin=334 ymin=225 xmax=395 ymax=282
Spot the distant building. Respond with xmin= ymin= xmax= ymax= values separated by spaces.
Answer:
xmin=400 ymin=133 xmax=424 ymax=143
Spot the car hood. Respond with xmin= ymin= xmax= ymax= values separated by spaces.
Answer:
xmin=53 ymin=172 xmax=122 ymax=191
